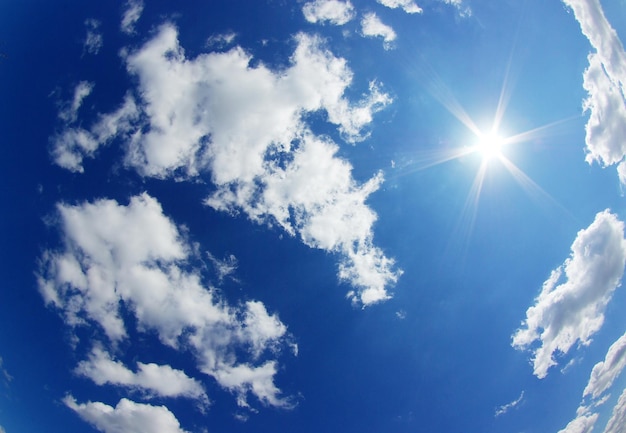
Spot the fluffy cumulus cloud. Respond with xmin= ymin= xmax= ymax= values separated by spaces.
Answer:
xmin=83 ymin=19 xmax=103 ymax=55
xmin=512 ymin=210 xmax=626 ymax=378
xmin=38 ymin=193 xmax=293 ymax=408
xmin=360 ymin=13 xmax=396 ymax=50
xmin=65 ymin=396 xmax=188 ymax=433
xmin=50 ymin=24 xmax=400 ymax=306
xmin=121 ymin=0 xmax=144 ymax=34
xmin=561 ymin=0 xmax=626 ymax=185
xmin=302 ymin=0 xmax=355 ymax=25
xmin=376 ymin=0 xmax=422 ymax=14
xmin=75 ymin=347 xmax=209 ymax=406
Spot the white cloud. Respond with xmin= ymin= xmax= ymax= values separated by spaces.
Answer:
xmin=302 ymin=0 xmax=355 ymax=25
xmin=562 ymin=0 xmax=626 ymax=185
xmin=52 ymin=94 xmax=139 ymax=172
xmin=583 ymin=331 xmax=626 ymax=400
xmin=360 ymin=13 xmax=397 ymax=50
xmin=83 ymin=19 xmax=103 ymax=55
xmin=58 ymin=81 xmax=93 ymax=123
xmin=604 ymin=387 xmax=626 ymax=433
xmin=206 ymin=251 xmax=238 ymax=282
xmin=495 ymin=391 xmax=524 ymax=417
xmin=121 ymin=0 xmax=144 ymax=34
xmin=64 ymin=396 xmax=188 ymax=433
xmin=75 ymin=347 xmax=209 ymax=406
xmin=376 ymin=0 xmax=422 ymax=14
xmin=0 ymin=425 xmax=5 ymax=433
xmin=512 ymin=210 xmax=626 ymax=378
xmin=557 ymin=412 xmax=599 ymax=433
xmin=51 ymin=24 xmax=400 ymax=306
xmin=38 ymin=193 xmax=292 ymax=408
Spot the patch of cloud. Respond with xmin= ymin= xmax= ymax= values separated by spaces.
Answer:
xmin=58 ymin=81 xmax=94 ymax=123
xmin=83 ymin=19 xmax=103 ymax=55
xmin=377 ymin=0 xmax=422 ymax=14
xmin=512 ymin=210 xmax=626 ymax=378
xmin=75 ymin=347 xmax=209 ymax=406
xmin=51 ymin=94 xmax=139 ymax=172
xmin=558 ymin=412 xmax=599 ymax=433
xmin=360 ymin=13 xmax=397 ymax=50
xmin=0 ymin=356 xmax=12 ymax=385
xmin=121 ymin=0 xmax=144 ymax=34
xmin=38 ymin=193 xmax=293 ymax=408
xmin=604 ymin=387 xmax=626 ymax=433
xmin=561 ymin=0 xmax=626 ymax=185
xmin=583 ymin=331 xmax=626 ymax=400
xmin=64 ymin=396 xmax=188 ymax=433
xmin=206 ymin=251 xmax=238 ymax=282
xmin=302 ymin=0 xmax=355 ymax=25
xmin=51 ymin=24 xmax=400 ymax=306
xmin=495 ymin=391 xmax=524 ymax=417
xmin=206 ymin=32 xmax=237 ymax=49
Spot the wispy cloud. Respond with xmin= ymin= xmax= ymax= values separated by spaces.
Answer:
xmin=495 ymin=391 xmax=524 ymax=417
xmin=583 ymin=332 xmax=626 ymax=400
xmin=360 ymin=13 xmax=396 ymax=50
xmin=83 ymin=19 xmax=103 ymax=55
xmin=39 ymin=194 xmax=294 ymax=408
xmin=121 ymin=0 xmax=144 ymax=34
xmin=512 ymin=210 xmax=626 ymax=378
xmin=64 ymin=396 xmax=189 ymax=433
xmin=302 ymin=0 xmax=355 ymax=25
xmin=562 ymin=0 xmax=626 ymax=186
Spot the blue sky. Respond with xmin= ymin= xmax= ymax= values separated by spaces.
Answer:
xmin=2 ymin=0 xmax=626 ymax=432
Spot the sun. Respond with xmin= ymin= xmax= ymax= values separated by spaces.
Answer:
xmin=475 ymin=132 xmax=504 ymax=162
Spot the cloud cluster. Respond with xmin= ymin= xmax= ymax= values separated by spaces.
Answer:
xmin=562 ymin=0 xmax=626 ymax=185
xmin=38 ymin=194 xmax=294 ymax=413
xmin=51 ymin=24 xmax=401 ymax=306
xmin=512 ymin=210 xmax=626 ymax=378
xmin=302 ymin=0 xmax=355 ymax=25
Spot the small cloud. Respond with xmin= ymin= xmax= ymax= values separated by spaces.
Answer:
xmin=360 ymin=13 xmax=397 ymax=50
xmin=495 ymin=391 xmax=524 ymax=417
xmin=58 ymin=81 xmax=93 ymax=123
xmin=302 ymin=0 xmax=355 ymax=25
xmin=395 ymin=310 xmax=406 ymax=319
xmin=121 ymin=0 xmax=144 ymax=34
xmin=438 ymin=0 xmax=471 ymax=17
xmin=206 ymin=32 xmax=237 ymax=49
xmin=377 ymin=0 xmax=422 ymax=14
xmin=83 ymin=19 xmax=103 ymax=55
xmin=206 ymin=251 xmax=239 ymax=282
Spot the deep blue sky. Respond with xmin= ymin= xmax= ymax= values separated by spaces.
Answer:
xmin=2 ymin=1 xmax=626 ymax=433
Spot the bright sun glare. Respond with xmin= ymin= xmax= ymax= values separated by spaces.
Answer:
xmin=476 ymin=132 xmax=504 ymax=161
